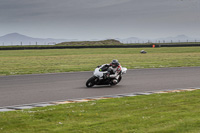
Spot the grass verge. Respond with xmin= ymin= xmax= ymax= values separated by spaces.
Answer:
xmin=0 ymin=90 xmax=200 ymax=133
xmin=0 ymin=47 xmax=200 ymax=75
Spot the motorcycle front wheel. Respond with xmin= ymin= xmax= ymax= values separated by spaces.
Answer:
xmin=86 ymin=76 xmax=96 ymax=88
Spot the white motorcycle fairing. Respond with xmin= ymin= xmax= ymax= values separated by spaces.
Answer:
xmin=93 ymin=67 xmax=107 ymax=79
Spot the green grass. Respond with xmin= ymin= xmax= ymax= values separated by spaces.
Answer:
xmin=0 ymin=47 xmax=200 ymax=75
xmin=0 ymin=90 xmax=200 ymax=133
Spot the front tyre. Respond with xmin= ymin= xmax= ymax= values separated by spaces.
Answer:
xmin=86 ymin=76 xmax=96 ymax=88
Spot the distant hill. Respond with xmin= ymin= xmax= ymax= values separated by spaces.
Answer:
xmin=116 ymin=37 xmax=149 ymax=43
xmin=57 ymin=39 xmax=122 ymax=46
xmin=0 ymin=33 xmax=75 ymax=46
xmin=117 ymin=35 xmax=200 ymax=43
xmin=0 ymin=33 xmax=199 ymax=46
xmin=156 ymin=35 xmax=200 ymax=43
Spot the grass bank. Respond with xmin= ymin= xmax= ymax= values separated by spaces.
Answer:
xmin=0 ymin=90 xmax=200 ymax=133
xmin=0 ymin=47 xmax=200 ymax=75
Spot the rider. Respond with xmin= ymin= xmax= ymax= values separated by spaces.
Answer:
xmin=107 ymin=59 xmax=122 ymax=84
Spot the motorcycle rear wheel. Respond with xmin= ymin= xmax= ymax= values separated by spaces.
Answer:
xmin=110 ymin=76 xmax=122 ymax=86
xmin=118 ymin=76 xmax=122 ymax=83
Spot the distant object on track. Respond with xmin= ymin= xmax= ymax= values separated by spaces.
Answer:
xmin=140 ymin=50 xmax=147 ymax=54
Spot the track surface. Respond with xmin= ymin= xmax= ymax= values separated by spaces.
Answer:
xmin=0 ymin=67 xmax=199 ymax=107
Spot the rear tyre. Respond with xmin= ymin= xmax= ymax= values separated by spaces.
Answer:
xmin=86 ymin=76 xmax=96 ymax=88
xmin=118 ymin=76 xmax=122 ymax=83
xmin=110 ymin=76 xmax=122 ymax=86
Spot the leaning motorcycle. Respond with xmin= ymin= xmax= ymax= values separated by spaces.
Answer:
xmin=86 ymin=64 xmax=127 ymax=87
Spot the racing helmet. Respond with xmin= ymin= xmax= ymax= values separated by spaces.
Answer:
xmin=111 ymin=59 xmax=119 ymax=68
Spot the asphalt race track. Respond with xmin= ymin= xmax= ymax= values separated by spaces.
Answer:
xmin=0 ymin=67 xmax=199 ymax=107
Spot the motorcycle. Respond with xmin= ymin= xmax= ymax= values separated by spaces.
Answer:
xmin=86 ymin=64 xmax=127 ymax=87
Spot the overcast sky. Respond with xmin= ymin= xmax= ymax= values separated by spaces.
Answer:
xmin=0 ymin=0 xmax=200 ymax=40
